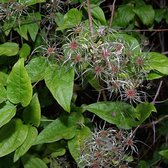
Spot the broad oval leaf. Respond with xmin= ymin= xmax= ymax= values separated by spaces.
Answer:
xmin=0 ymin=119 xmax=28 ymax=157
xmin=64 ymin=8 xmax=82 ymax=26
xmin=133 ymin=5 xmax=155 ymax=25
xmin=20 ymin=43 xmax=31 ymax=58
xmin=136 ymin=102 xmax=156 ymax=124
xmin=68 ymin=126 xmax=92 ymax=166
xmin=27 ymin=23 xmax=39 ymax=42
xmin=0 ymin=42 xmax=19 ymax=56
xmin=90 ymin=4 xmax=106 ymax=25
xmin=22 ymin=154 xmax=47 ymax=168
xmin=23 ymin=93 xmax=41 ymax=127
xmin=26 ymin=13 xmax=41 ymax=41
xmin=15 ymin=25 xmax=28 ymax=41
xmin=34 ymin=112 xmax=83 ymax=144
xmin=114 ymin=4 xmax=135 ymax=27
xmin=155 ymin=9 xmax=166 ymax=23
xmin=85 ymin=101 xmax=138 ymax=129
xmin=57 ymin=8 xmax=82 ymax=30
xmin=148 ymin=52 xmax=168 ymax=75
xmin=26 ymin=57 xmax=48 ymax=83
xmin=14 ymin=126 xmax=38 ymax=162
xmin=55 ymin=12 xmax=64 ymax=27
xmin=0 ymin=101 xmax=16 ymax=128
xmin=0 ymin=85 xmax=7 ymax=103
xmin=45 ymin=65 xmax=74 ymax=112
xmin=7 ymin=58 xmax=32 ymax=107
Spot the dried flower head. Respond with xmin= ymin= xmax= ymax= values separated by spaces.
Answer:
xmin=79 ymin=127 xmax=138 ymax=167
xmin=70 ymin=41 xmax=78 ymax=50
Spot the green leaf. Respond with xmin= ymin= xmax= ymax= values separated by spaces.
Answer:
xmin=0 ymin=42 xmax=19 ymax=56
xmin=138 ymin=160 xmax=150 ymax=168
xmin=51 ymin=148 xmax=66 ymax=158
xmin=136 ymin=102 xmax=156 ymax=124
xmin=27 ymin=13 xmax=41 ymax=41
xmin=0 ymin=119 xmax=28 ymax=157
xmin=20 ymin=43 xmax=31 ymax=58
xmin=3 ymin=20 xmax=15 ymax=36
xmin=0 ymin=71 xmax=8 ymax=86
xmin=0 ymin=101 xmax=16 ymax=128
xmin=148 ymin=52 xmax=168 ymax=75
xmin=34 ymin=112 xmax=83 ymax=144
xmin=64 ymin=8 xmax=82 ymax=26
xmin=57 ymin=8 xmax=82 ymax=30
xmin=14 ymin=126 xmax=38 ymax=162
xmin=45 ymin=65 xmax=74 ymax=112
xmin=86 ymin=73 xmax=101 ymax=91
xmin=133 ymin=5 xmax=155 ymax=25
xmin=147 ymin=70 xmax=164 ymax=80
xmin=85 ymin=101 xmax=138 ymax=129
xmin=68 ymin=126 xmax=92 ymax=166
xmin=159 ymin=149 xmax=168 ymax=159
xmin=55 ymin=12 xmax=64 ymax=27
xmin=114 ymin=4 xmax=135 ymax=27
xmin=155 ymin=9 xmax=166 ymax=23
xmin=27 ymin=23 xmax=39 ymax=42
xmin=164 ymin=12 xmax=168 ymax=24
xmin=19 ymin=0 xmax=46 ymax=6
xmin=0 ymin=0 xmax=11 ymax=2
xmin=22 ymin=154 xmax=47 ymax=168
xmin=15 ymin=25 xmax=28 ymax=41
xmin=26 ymin=57 xmax=48 ymax=83
xmin=7 ymin=58 xmax=33 ymax=107
xmin=90 ymin=4 xmax=106 ymax=25
xmin=23 ymin=93 xmax=41 ymax=127
xmin=0 ymin=85 xmax=7 ymax=103
xmin=46 ymin=141 xmax=66 ymax=157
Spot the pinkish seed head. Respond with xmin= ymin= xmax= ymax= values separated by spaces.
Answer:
xmin=70 ymin=41 xmax=78 ymax=50
xmin=125 ymin=88 xmax=137 ymax=99
xmin=111 ymin=65 xmax=119 ymax=73
xmin=101 ymin=49 xmax=110 ymax=58
xmin=136 ymin=57 xmax=144 ymax=66
xmin=74 ymin=54 xmax=81 ymax=62
xmin=95 ymin=66 xmax=104 ymax=75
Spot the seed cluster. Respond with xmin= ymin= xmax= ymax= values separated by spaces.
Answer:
xmin=79 ymin=127 xmax=137 ymax=168
xmin=0 ymin=2 xmax=28 ymax=21
xmin=62 ymin=26 xmax=149 ymax=102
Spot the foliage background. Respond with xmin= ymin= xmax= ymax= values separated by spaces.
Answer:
xmin=0 ymin=0 xmax=168 ymax=167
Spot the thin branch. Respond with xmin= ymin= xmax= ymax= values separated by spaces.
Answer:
xmin=109 ymin=0 xmax=116 ymax=28
xmin=118 ymin=28 xmax=168 ymax=32
xmin=140 ymin=115 xmax=168 ymax=128
xmin=159 ymin=31 xmax=165 ymax=52
xmin=87 ymin=0 xmax=93 ymax=39
xmin=162 ymin=51 xmax=168 ymax=54
xmin=152 ymin=80 xmax=163 ymax=104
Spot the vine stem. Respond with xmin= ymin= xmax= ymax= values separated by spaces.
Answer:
xmin=140 ymin=114 xmax=168 ymax=128
xmin=87 ymin=0 xmax=94 ymax=40
xmin=152 ymin=80 xmax=163 ymax=104
xmin=119 ymin=28 xmax=168 ymax=32
xmin=109 ymin=0 xmax=116 ymax=28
